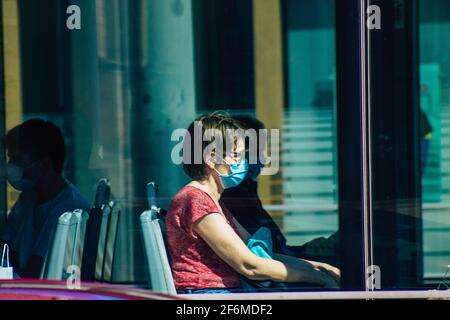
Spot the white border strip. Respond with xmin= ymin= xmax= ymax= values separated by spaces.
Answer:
xmin=359 ymin=0 xmax=372 ymax=292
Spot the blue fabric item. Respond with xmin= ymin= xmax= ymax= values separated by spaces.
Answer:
xmin=246 ymin=227 xmax=273 ymax=258
xmin=243 ymin=228 xmax=315 ymax=292
xmin=241 ymin=227 xmax=274 ymax=291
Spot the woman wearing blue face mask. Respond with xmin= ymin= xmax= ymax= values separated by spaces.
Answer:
xmin=165 ymin=112 xmax=340 ymax=294
xmin=213 ymin=154 xmax=249 ymax=189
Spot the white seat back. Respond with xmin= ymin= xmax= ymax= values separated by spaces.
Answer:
xmin=140 ymin=209 xmax=176 ymax=295
xmin=42 ymin=209 xmax=88 ymax=280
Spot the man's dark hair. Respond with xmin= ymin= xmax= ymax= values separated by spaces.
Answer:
xmin=3 ymin=119 xmax=66 ymax=173
xmin=232 ymin=115 xmax=266 ymax=158
xmin=232 ymin=115 xmax=265 ymax=131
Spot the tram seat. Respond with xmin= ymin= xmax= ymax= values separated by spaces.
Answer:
xmin=42 ymin=178 xmax=119 ymax=281
xmin=140 ymin=182 xmax=176 ymax=295
xmin=42 ymin=209 xmax=89 ymax=280
xmin=81 ymin=178 xmax=121 ymax=282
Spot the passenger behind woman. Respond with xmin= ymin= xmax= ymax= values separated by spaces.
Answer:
xmin=221 ymin=115 xmax=340 ymax=267
xmin=166 ymin=112 xmax=340 ymax=294
xmin=0 ymin=119 xmax=91 ymax=278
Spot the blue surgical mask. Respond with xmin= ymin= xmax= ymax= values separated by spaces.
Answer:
xmin=247 ymin=162 xmax=265 ymax=181
xmin=6 ymin=163 xmax=35 ymax=191
xmin=214 ymin=156 xmax=249 ymax=189
xmin=6 ymin=161 xmax=41 ymax=191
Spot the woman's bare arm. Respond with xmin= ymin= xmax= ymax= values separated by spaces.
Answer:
xmin=274 ymin=253 xmax=341 ymax=285
xmin=193 ymin=213 xmax=339 ymax=287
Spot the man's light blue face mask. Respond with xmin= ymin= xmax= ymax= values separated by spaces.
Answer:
xmin=6 ymin=161 xmax=41 ymax=191
xmin=214 ymin=155 xmax=249 ymax=189
xmin=247 ymin=162 xmax=265 ymax=181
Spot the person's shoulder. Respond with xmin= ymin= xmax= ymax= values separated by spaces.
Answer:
xmin=15 ymin=189 xmax=37 ymax=203
xmin=173 ymin=185 xmax=208 ymax=201
xmin=8 ymin=190 xmax=36 ymax=217
xmin=170 ymin=186 xmax=215 ymax=211
xmin=62 ymin=182 xmax=91 ymax=211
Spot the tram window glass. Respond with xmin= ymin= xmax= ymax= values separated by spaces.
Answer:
xmin=282 ymin=0 xmax=339 ymax=268
xmin=195 ymin=0 xmax=343 ymax=290
xmin=368 ymin=0 xmax=450 ymax=289
xmin=419 ymin=0 xmax=450 ymax=285
xmin=0 ymin=0 xmax=358 ymax=292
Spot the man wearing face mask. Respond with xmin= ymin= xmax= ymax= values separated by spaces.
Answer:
xmin=221 ymin=115 xmax=340 ymax=268
xmin=0 ymin=119 xmax=91 ymax=278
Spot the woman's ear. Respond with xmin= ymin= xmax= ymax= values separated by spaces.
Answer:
xmin=204 ymin=152 xmax=216 ymax=170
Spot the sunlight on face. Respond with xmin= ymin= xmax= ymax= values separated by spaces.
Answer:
xmin=225 ymin=138 xmax=246 ymax=165
xmin=214 ymin=137 xmax=246 ymax=176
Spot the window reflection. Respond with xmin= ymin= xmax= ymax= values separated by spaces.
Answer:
xmin=8 ymin=0 xmax=448 ymax=295
xmin=420 ymin=0 xmax=450 ymax=283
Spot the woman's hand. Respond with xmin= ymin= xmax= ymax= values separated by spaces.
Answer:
xmin=272 ymin=253 xmax=340 ymax=287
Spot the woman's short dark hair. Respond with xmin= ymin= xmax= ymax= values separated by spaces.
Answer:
xmin=3 ymin=119 xmax=66 ymax=173
xmin=183 ymin=111 xmax=243 ymax=181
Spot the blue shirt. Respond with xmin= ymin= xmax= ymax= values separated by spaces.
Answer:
xmin=1 ymin=182 xmax=91 ymax=270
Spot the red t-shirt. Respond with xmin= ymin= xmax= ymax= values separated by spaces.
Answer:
xmin=166 ymin=186 xmax=242 ymax=290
